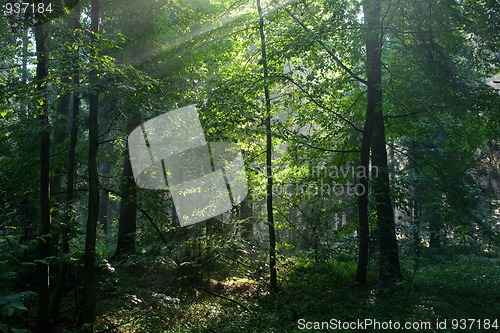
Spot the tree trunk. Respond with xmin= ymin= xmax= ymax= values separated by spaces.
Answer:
xmin=363 ymin=0 xmax=401 ymax=283
xmin=356 ymin=100 xmax=373 ymax=285
xmin=429 ymin=207 xmax=442 ymax=249
xmin=34 ymin=14 xmax=51 ymax=333
xmin=50 ymin=6 xmax=81 ymax=317
xmin=98 ymin=186 xmax=111 ymax=234
xmin=49 ymin=8 xmax=80 ymax=316
xmin=240 ymin=194 xmax=253 ymax=239
xmin=20 ymin=27 xmax=29 ymax=111
xmin=98 ymin=144 xmax=113 ymax=234
xmin=114 ymin=141 xmax=137 ymax=257
xmin=50 ymin=89 xmax=80 ymax=317
xmin=82 ymin=0 xmax=100 ymax=329
xmin=257 ymin=0 xmax=277 ymax=292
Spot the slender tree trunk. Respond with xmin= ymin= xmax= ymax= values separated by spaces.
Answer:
xmin=34 ymin=14 xmax=51 ymax=333
xmin=98 ymin=184 xmax=111 ymax=234
xmin=98 ymin=144 xmax=113 ymax=234
xmin=82 ymin=0 xmax=100 ymax=329
xmin=50 ymin=90 xmax=80 ymax=317
xmin=257 ymin=0 xmax=277 ymax=292
xmin=356 ymin=103 xmax=373 ymax=285
xmin=49 ymin=11 xmax=76 ymax=317
xmin=413 ymin=187 xmax=421 ymax=252
xmin=429 ymin=207 xmax=442 ymax=249
xmin=410 ymin=141 xmax=422 ymax=251
xmin=50 ymin=6 xmax=81 ymax=317
xmin=114 ymin=140 xmax=137 ymax=257
xmin=20 ymin=28 xmax=29 ymax=111
xmin=240 ymin=194 xmax=253 ymax=239
xmin=363 ymin=0 xmax=401 ymax=283
xmin=114 ymin=106 xmax=140 ymax=258
xmin=19 ymin=27 xmax=34 ymax=259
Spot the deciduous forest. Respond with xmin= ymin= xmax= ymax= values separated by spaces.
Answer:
xmin=0 ymin=0 xmax=499 ymax=332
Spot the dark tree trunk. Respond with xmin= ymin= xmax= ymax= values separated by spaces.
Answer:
xmin=429 ymin=207 xmax=442 ymax=249
xmin=82 ymin=0 xmax=100 ymax=329
xmin=413 ymin=196 xmax=421 ymax=251
xmin=50 ymin=6 xmax=81 ymax=316
xmin=240 ymin=195 xmax=253 ymax=239
xmin=99 ymin=190 xmax=109 ymax=234
xmin=20 ymin=27 xmax=29 ymax=111
xmin=410 ymin=142 xmax=422 ymax=252
xmin=98 ymin=144 xmax=113 ymax=234
xmin=114 ymin=141 xmax=137 ymax=257
xmin=257 ymin=0 xmax=277 ymax=292
xmin=114 ymin=109 xmax=140 ymax=258
xmin=34 ymin=14 xmax=51 ymax=333
xmin=98 ymin=186 xmax=111 ymax=234
xmin=49 ymin=8 xmax=80 ymax=316
xmin=50 ymin=88 xmax=80 ymax=317
xmin=50 ymin=77 xmax=71 ymax=255
xmin=363 ymin=0 xmax=401 ymax=283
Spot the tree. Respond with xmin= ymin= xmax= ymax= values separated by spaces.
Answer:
xmin=81 ymin=0 xmax=100 ymax=329
xmin=114 ymin=127 xmax=137 ymax=257
xmin=257 ymin=0 xmax=277 ymax=292
xmin=110 ymin=0 xmax=161 ymax=258
xmin=363 ymin=0 xmax=401 ymax=282
xmin=381 ymin=0 xmax=500 ymax=251
xmin=356 ymin=79 xmax=372 ymax=284
xmin=34 ymin=8 xmax=51 ymax=333
xmin=50 ymin=3 xmax=82 ymax=318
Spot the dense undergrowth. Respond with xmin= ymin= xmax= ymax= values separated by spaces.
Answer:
xmin=76 ymin=247 xmax=500 ymax=333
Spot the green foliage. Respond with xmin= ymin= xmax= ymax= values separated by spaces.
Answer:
xmin=0 ymin=0 xmax=499 ymax=331
xmin=85 ymin=249 xmax=499 ymax=332
xmin=0 ymin=292 xmax=30 ymax=318
xmin=0 ymin=291 xmax=35 ymax=333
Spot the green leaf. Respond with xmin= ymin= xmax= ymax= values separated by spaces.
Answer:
xmin=13 ymin=305 xmax=27 ymax=311
xmin=34 ymin=259 xmax=50 ymax=265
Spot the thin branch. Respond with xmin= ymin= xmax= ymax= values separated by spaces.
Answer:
xmin=99 ymin=138 xmax=122 ymax=145
xmin=220 ymin=254 xmax=264 ymax=273
xmin=272 ymin=0 xmax=368 ymax=85
xmin=102 ymin=187 xmax=171 ymax=247
xmin=383 ymin=111 xmax=424 ymax=119
xmin=280 ymin=127 xmax=360 ymax=153
xmin=280 ymin=74 xmax=365 ymax=133
xmin=99 ymin=109 xmax=122 ymax=139
xmin=385 ymin=142 xmax=446 ymax=192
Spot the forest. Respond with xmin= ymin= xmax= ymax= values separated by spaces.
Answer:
xmin=0 ymin=0 xmax=499 ymax=332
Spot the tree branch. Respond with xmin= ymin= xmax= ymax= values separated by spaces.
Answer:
xmin=272 ymin=0 xmax=368 ymax=85
xmin=101 ymin=187 xmax=171 ymax=247
xmin=279 ymin=127 xmax=360 ymax=153
xmin=280 ymin=74 xmax=365 ymax=133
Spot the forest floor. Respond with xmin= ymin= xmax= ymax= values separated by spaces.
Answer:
xmin=82 ymin=247 xmax=499 ymax=333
